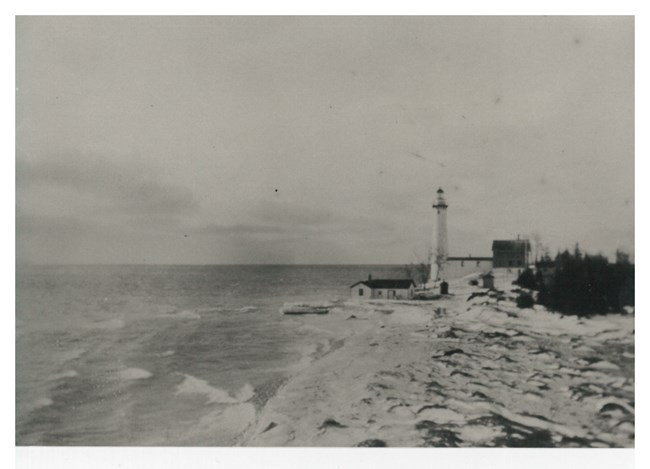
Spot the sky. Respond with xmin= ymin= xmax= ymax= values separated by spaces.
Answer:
xmin=15 ymin=16 xmax=634 ymax=264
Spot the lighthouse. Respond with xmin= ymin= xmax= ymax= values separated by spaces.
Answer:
xmin=431 ymin=187 xmax=449 ymax=282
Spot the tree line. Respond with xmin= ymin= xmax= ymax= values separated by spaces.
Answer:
xmin=516 ymin=246 xmax=634 ymax=316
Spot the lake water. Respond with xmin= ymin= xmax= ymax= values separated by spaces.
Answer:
xmin=15 ymin=264 xmax=405 ymax=445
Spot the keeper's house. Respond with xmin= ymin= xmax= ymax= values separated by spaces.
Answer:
xmin=350 ymin=276 xmax=415 ymax=300
xmin=492 ymin=239 xmax=531 ymax=268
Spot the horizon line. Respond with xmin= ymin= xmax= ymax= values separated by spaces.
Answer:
xmin=16 ymin=262 xmax=413 ymax=267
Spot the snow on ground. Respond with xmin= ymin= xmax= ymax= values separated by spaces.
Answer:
xmin=241 ymin=269 xmax=634 ymax=447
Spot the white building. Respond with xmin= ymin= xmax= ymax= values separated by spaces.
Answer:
xmin=350 ymin=277 xmax=415 ymax=300
xmin=431 ymin=187 xmax=449 ymax=281
xmin=430 ymin=188 xmax=493 ymax=282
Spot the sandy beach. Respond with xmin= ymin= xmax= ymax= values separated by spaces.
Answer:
xmin=240 ymin=270 xmax=634 ymax=447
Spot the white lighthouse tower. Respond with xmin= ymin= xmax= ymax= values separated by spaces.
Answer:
xmin=431 ymin=187 xmax=449 ymax=282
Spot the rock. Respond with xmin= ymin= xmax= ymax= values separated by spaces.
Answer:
xmin=440 ymin=329 xmax=460 ymax=339
xmin=616 ymin=421 xmax=634 ymax=434
xmin=417 ymin=406 xmax=465 ymax=424
xmin=319 ymin=418 xmax=348 ymax=430
xmin=415 ymin=421 xmax=462 ymax=447
xmin=261 ymin=422 xmax=278 ymax=433
xmin=467 ymin=292 xmax=488 ymax=301
xmin=598 ymin=400 xmax=634 ymax=415
xmin=442 ymin=348 xmax=467 ymax=357
xmin=388 ymin=405 xmax=414 ymax=418
xmin=356 ymin=439 xmax=387 ymax=447
xmin=497 ymin=355 xmax=516 ymax=363
xmin=588 ymin=361 xmax=620 ymax=371
xmin=472 ymin=390 xmax=490 ymax=400
xmin=530 ymin=351 xmax=556 ymax=361
xmin=481 ymin=330 xmax=511 ymax=340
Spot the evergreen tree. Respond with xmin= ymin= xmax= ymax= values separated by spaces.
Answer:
xmin=537 ymin=249 xmax=633 ymax=316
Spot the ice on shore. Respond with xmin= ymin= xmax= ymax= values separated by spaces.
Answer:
xmin=243 ymin=269 xmax=634 ymax=447
xmin=175 ymin=373 xmax=254 ymax=405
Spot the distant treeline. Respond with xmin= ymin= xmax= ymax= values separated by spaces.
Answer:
xmin=516 ymin=248 xmax=634 ymax=316
xmin=404 ymin=262 xmax=431 ymax=286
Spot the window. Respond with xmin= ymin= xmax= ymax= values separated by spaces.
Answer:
xmin=359 ymin=289 xmax=364 ymax=296
xmin=476 ymin=261 xmax=480 ymax=266
xmin=377 ymin=290 xmax=382 ymax=296
xmin=461 ymin=260 xmax=464 ymax=267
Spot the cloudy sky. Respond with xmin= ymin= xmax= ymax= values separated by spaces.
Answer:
xmin=16 ymin=16 xmax=634 ymax=264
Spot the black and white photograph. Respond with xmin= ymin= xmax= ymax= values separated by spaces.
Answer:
xmin=14 ymin=14 xmax=635 ymax=461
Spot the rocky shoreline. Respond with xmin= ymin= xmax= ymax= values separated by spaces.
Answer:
xmin=240 ymin=271 xmax=634 ymax=447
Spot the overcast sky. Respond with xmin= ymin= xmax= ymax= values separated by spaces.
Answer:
xmin=16 ymin=16 xmax=634 ymax=264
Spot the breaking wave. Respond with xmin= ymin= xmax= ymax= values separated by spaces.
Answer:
xmin=117 ymin=368 xmax=153 ymax=381
xmin=94 ymin=318 xmax=125 ymax=330
xmin=48 ymin=370 xmax=78 ymax=381
xmin=175 ymin=374 xmax=254 ymax=404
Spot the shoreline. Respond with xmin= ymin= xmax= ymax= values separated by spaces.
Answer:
xmin=240 ymin=271 xmax=634 ymax=447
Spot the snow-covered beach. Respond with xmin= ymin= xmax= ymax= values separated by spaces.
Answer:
xmin=242 ymin=270 xmax=634 ymax=447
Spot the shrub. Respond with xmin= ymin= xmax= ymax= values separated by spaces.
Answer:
xmin=516 ymin=292 xmax=535 ymax=309
xmin=404 ymin=262 xmax=431 ymax=285
xmin=514 ymin=268 xmax=538 ymax=290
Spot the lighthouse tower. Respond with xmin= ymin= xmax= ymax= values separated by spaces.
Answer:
xmin=431 ymin=187 xmax=449 ymax=282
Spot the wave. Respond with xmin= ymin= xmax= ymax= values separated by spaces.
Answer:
xmin=175 ymin=374 xmax=254 ymax=405
xmin=33 ymin=397 xmax=53 ymax=409
xmin=59 ymin=348 xmax=86 ymax=362
xmin=117 ymin=368 xmax=153 ymax=380
xmin=160 ymin=309 xmax=206 ymax=320
xmin=173 ymin=310 xmax=201 ymax=320
xmin=235 ymin=383 xmax=255 ymax=402
xmin=48 ymin=370 xmax=78 ymax=381
xmin=94 ymin=318 xmax=125 ymax=330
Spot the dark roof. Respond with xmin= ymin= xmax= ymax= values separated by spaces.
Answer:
xmin=349 ymin=279 xmax=415 ymax=289
xmin=492 ymin=240 xmax=531 ymax=251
